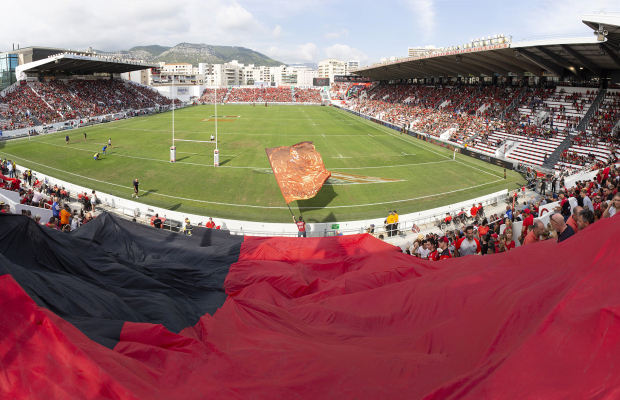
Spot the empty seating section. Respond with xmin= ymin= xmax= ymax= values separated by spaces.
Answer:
xmin=540 ymin=90 xmax=596 ymax=133
xmin=0 ymin=80 xmax=172 ymax=130
xmin=554 ymin=89 xmax=620 ymax=172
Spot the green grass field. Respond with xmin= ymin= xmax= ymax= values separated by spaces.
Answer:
xmin=0 ymin=105 xmax=526 ymax=222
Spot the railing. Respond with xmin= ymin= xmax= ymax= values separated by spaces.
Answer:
xmin=501 ymin=88 xmax=526 ymax=121
xmin=0 ymin=82 xmax=21 ymax=98
xmin=577 ymin=89 xmax=607 ymax=132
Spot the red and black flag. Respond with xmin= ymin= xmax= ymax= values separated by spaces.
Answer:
xmin=265 ymin=141 xmax=331 ymax=204
xmin=2 ymin=213 xmax=620 ymax=399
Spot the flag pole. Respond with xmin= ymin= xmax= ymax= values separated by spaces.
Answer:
xmin=172 ymin=76 xmax=175 ymax=146
xmin=287 ymin=203 xmax=295 ymax=218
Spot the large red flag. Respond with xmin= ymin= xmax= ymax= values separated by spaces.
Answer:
xmin=4 ymin=213 xmax=620 ymax=399
xmin=265 ymin=141 xmax=331 ymax=204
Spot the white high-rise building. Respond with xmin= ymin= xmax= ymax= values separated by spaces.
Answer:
xmin=346 ymin=60 xmax=359 ymax=72
xmin=318 ymin=58 xmax=359 ymax=82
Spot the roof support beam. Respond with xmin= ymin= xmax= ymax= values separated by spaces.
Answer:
xmin=494 ymin=51 xmax=542 ymax=77
xmin=517 ymin=49 xmax=564 ymax=78
xmin=423 ymin=60 xmax=472 ymax=78
xmin=559 ymin=44 xmax=602 ymax=76
xmin=475 ymin=54 xmax=526 ymax=75
xmin=455 ymin=59 xmax=496 ymax=77
xmin=461 ymin=56 xmax=510 ymax=76
xmin=602 ymin=43 xmax=620 ymax=67
xmin=534 ymin=47 xmax=580 ymax=77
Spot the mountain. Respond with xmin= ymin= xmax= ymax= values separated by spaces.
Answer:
xmin=289 ymin=62 xmax=318 ymax=70
xmin=101 ymin=43 xmax=284 ymax=67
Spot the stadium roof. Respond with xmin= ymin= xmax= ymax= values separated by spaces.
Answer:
xmin=351 ymin=14 xmax=620 ymax=81
xmin=15 ymin=52 xmax=158 ymax=77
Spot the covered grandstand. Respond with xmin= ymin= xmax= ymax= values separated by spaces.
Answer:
xmin=339 ymin=13 xmax=620 ymax=176
xmin=0 ymin=47 xmax=172 ymax=136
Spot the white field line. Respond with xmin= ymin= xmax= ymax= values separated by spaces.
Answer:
xmin=455 ymin=160 xmax=500 ymax=178
xmin=331 ymin=107 xmax=452 ymax=160
xmin=9 ymin=139 xmax=454 ymax=171
xmin=0 ymin=149 xmax=505 ymax=210
xmin=331 ymin=107 xmax=502 ymax=177
xmin=330 ymin=159 xmax=451 ymax=170
xmin=6 ymin=140 xmax=259 ymax=169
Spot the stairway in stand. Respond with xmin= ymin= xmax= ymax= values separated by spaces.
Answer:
xmin=541 ymin=135 xmax=572 ymax=170
xmin=222 ymin=87 xmax=232 ymax=103
xmin=576 ymin=88 xmax=606 ymax=132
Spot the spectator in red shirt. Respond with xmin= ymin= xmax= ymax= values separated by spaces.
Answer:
xmin=504 ymin=228 xmax=516 ymax=250
xmin=470 ymin=204 xmax=478 ymax=219
xmin=522 ymin=209 xmax=534 ymax=231
xmin=205 ymin=217 xmax=216 ymax=229
xmin=523 ymin=220 xmax=544 ymax=245
xmin=430 ymin=237 xmax=452 ymax=261
xmin=293 ymin=215 xmax=306 ymax=237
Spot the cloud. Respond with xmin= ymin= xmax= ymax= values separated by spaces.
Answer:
xmin=324 ymin=29 xmax=349 ymax=40
xmin=272 ymin=25 xmax=283 ymax=39
xmin=519 ymin=0 xmax=614 ymax=39
xmin=0 ymin=0 xmax=273 ymax=51
xmin=324 ymin=44 xmax=369 ymax=64
xmin=267 ymin=43 xmax=320 ymax=63
xmin=407 ymin=0 xmax=436 ymax=41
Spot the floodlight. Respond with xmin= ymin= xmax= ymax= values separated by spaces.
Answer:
xmin=594 ymin=24 xmax=608 ymax=42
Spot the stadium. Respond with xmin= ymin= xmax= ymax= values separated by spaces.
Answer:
xmin=1 ymin=9 xmax=620 ymax=400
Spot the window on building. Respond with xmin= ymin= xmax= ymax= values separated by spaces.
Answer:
xmin=0 ymin=54 xmax=19 ymax=90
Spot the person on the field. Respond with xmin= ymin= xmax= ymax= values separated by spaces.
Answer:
xmin=65 ymin=135 xmax=69 ymax=144
xmin=93 ymin=152 xmax=99 ymax=161
xmin=132 ymin=179 xmax=139 ymax=198
xmin=293 ymin=215 xmax=306 ymax=237
xmin=84 ymin=132 xmax=87 ymax=141
xmin=102 ymin=145 xmax=107 ymax=155
xmin=108 ymin=138 xmax=112 ymax=148
xmin=211 ymin=135 xmax=215 ymax=141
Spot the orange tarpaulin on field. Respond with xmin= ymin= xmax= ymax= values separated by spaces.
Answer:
xmin=265 ymin=141 xmax=331 ymax=204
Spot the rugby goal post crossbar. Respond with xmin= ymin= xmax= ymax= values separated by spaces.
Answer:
xmin=173 ymin=139 xmax=216 ymax=144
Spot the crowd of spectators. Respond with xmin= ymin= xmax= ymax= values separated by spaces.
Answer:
xmin=405 ymin=161 xmax=618 ymax=260
xmin=226 ymin=87 xmax=293 ymax=103
xmin=330 ymin=83 xmax=351 ymax=100
xmin=0 ymin=161 xmax=96 ymax=231
xmin=293 ymin=88 xmax=322 ymax=103
xmin=0 ymin=79 xmax=172 ymax=131
xmin=198 ymin=88 xmax=228 ymax=103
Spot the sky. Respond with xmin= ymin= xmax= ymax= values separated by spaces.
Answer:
xmin=1 ymin=0 xmax=617 ymax=67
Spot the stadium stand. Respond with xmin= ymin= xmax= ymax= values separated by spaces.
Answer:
xmin=0 ymin=79 xmax=172 ymax=130
xmin=344 ymin=83 xmax=620 ymax=175
xmin=226 ymin=87 xmax=293 ymax=103
xmin=198 ymin=87 xmax=228 ymax=103
xmin=292 ymin=88 xmax=322 ymax=103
